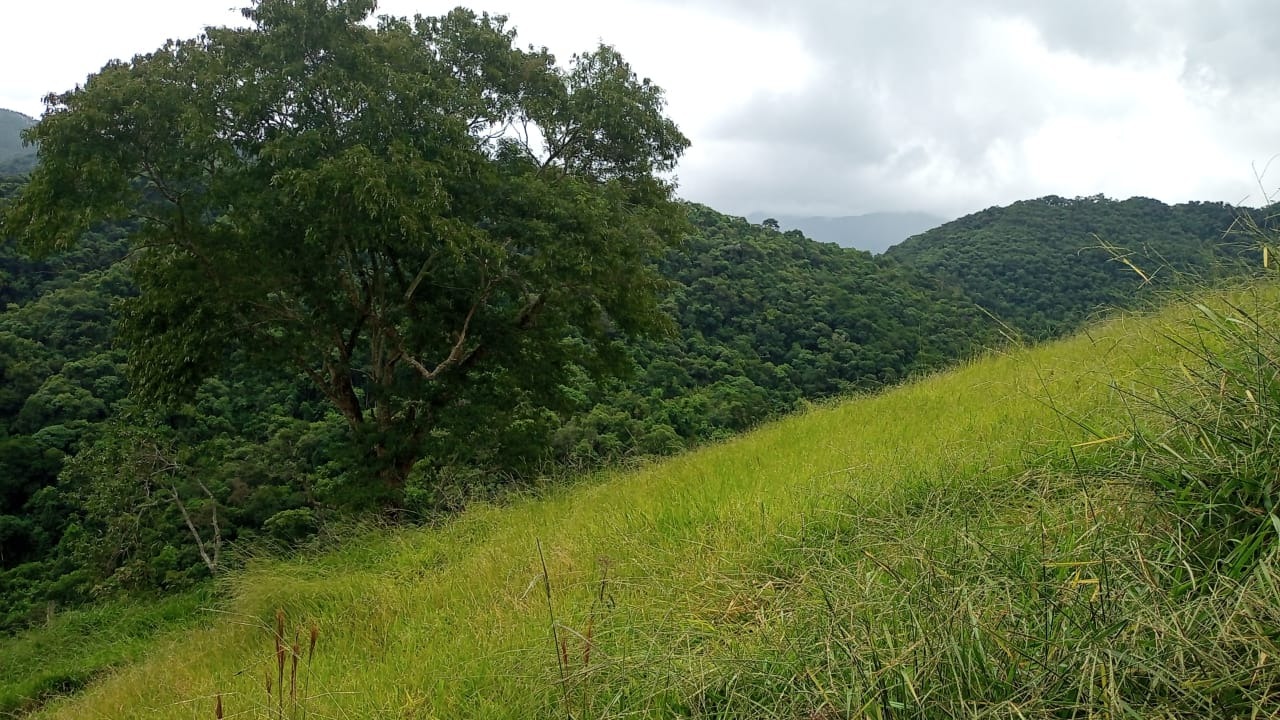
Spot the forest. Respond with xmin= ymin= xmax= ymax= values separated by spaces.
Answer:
xmin=0 ymin=0 xmax=1266 ymax=648
xmin=887 ymin=194 xmax=1259 ymax=338
xmin=0 ymin=165 xmax=1262 ymax=633
xmin=7 ymin=4 xmax=1280 ymax=718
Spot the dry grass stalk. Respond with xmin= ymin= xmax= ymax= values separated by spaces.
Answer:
xmin=274 ymin=608 xmax=286 ymax=719
xmin=290 ymin=636 xmax=300 ymax=709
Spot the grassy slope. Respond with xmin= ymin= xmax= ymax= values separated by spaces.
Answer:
xmin=21 ymin=287 xmax=1277 ymax=718
xmin=0 ymin=591 xmax=209 ymax=716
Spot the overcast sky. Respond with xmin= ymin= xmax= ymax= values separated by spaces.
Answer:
xmin=2 ymin=0 xmax=1277 ymax=219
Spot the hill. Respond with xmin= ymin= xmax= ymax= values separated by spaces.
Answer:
xmin=10 ymin=283 xmax=1279 ymax=717
xmin=0 ymin=185 xmax=996 ymax=633
xmin=884 ymin=194 xmax=1258 ymax=339
xmin=565 ymin=206 xmax=992 ymax=454
xmin=747 ymin=211 xmax=946 ymax=253
xmin=5 ymin=162 xmax=1277 ymax=714
xmin=0 ymin=110 xmax=36 ymax=174
xmin=0 ymin=179 xmax=1263 ymax=647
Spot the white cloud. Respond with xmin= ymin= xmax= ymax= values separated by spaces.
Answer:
xmin=2 ymin=0 xmax=1278 ymax=216
xmin=0 ymin=1 xmax=244 ymax=116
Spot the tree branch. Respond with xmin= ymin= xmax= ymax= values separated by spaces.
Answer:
xmin=400 ymin=291 xmax=486 ymax=381
xmin=142 ymin=439 xmax=220 ymax=575
xmin=168 ymin=483 xmax=219 ymax=575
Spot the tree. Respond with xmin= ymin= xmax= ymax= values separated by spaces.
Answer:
xmin=1 ymin=0 xmax=689 ymax=501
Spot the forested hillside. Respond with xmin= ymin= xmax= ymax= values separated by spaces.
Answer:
xmin=555 ymin=206 xmax=993 ymax=460
xmin=3 ymin=164 xmax=1264 ymax=635
xmin=18 ymin=284 xmax=1280 ymax=719
xmin=0 ymin=175 xmax=996 ymax=630
xmin=0 ymin=110 xmax=35 ymax=174
xmin=885 ymin=195 xmax=1260 ymax=338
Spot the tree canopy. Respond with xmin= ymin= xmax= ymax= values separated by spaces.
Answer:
xmin=1 ymin=0 xmax=689 ymax=497
xmin=886 ymin=195 xmax=1259 ymax=338
xmin=0 ymin=178 xmax=1257 ymax=630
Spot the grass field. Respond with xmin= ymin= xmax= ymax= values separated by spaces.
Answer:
xmin=0 ymin=589 xmax=209 ymax=717
xmin=8 ymin=285 xmax=1280 ymax=718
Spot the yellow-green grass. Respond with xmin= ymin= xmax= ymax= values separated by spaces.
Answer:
xmin=0 ymin=590 xmax=209 ymax=717
xmin=23 ymin=285 xmax=1280 ymax=718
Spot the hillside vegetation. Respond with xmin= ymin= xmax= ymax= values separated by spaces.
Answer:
xmin=0 ymin=110 xmax=35 ymax=174
xmin=0 ymin=175 xmax=1264 ymax=639
xmin=570 ymin=206 xmax=992 ymax=457
xmin=11 ymin=283 xmax=1279 ymax=718
xmin=886 ymin=195 xmax=1262 ymax=338
xmin=1 ymin=5 xmax=1276 ymax=715
xmin=0 ymin=179 xmax=996 ymax=633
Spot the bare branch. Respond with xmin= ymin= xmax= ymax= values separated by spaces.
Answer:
xmin=194 ymin=479 xmax=221 ymax=572
xmin=403 ymin=249 xmax=442 ymax=304
xmin=392 ymin=274 xmax=499 ymax=382
xmin=142 ymin=439 xmax=221 ymax=575
xmin=169 ymin=484 xmax=219 ymax=575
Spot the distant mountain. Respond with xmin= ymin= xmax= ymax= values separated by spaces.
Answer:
xmin=884 ymin=194 xmax=1259 ymax=340
xmin=0 ymin=108 xmax=36 ymax=174
xmin=746 ymin=211 xmax=947 ymax=253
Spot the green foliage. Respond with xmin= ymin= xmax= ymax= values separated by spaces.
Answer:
xmin=545 ymin=207 xmax=996 ymax=465
xmin=13 ymin=288 xmax=1280 ymax=718
xmin=0 ymin=175 xmax=1256 ymax=639
xmin=0 ymin=10 xmax=1260 ymax=681
xmin=886 ymin=194 xmax=1259 ymax=338
xmin=2 ymin=1 xmax=689 ymax=498
xmin=0 ymin=588 xmax=208 ymax=717
xmin=0 ymin=178 xmax=1002 ymax=631
xmin=0 ymin=188 xmax=1255 ymax=635
xmin=0 ymin=203 xmax=348 ymax=626
xmin=1114 ymin=294 xmax=1280 ymax=584
xmin=660 ymin=476 xmax=1280 ymax=718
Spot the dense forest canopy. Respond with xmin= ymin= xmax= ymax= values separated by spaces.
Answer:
xmin=886 ymin=195 xmax=1260 ymax=338
xmin=1 ymin=0 xmax=691 ymax=501
xmin=551 ymin=206 xmax=995 ymax=463
xmin=0 ymin=3 xmax=1264 ymax=640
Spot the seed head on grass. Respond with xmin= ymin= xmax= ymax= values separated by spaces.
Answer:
xmin=274 ymin=608 xmax=286 ymax=662
xmin=274 ymin=608 xmax=286 ymax=718
xmin=302 ymin=622 xmax=320 ymax=720
xmin=290 ymin=635 xmax=300 ymax=707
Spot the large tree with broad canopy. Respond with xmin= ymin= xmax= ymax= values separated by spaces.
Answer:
xmin=1 ymin=0 xmax=689 ymax=498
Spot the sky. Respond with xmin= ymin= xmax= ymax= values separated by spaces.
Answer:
xmin=2 ymin=0 xmax=1278 ymax=219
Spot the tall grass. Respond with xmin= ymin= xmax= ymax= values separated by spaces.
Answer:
xmin=15 ymin=283 xmax=1280 ymax=718
xmin=1116 ymin=293 xmax=1280 ymax=583
xmin=553 ymin=284 xmax=1280 ymax=718
xmin=0 ymin=589 xmax=208 ymax=717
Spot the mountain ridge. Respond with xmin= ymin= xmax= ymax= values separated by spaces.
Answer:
xmin=885 ymin=193 xmax=1258 ymax=338
xmin=0 ymin=108 xmax=36 ymax=173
